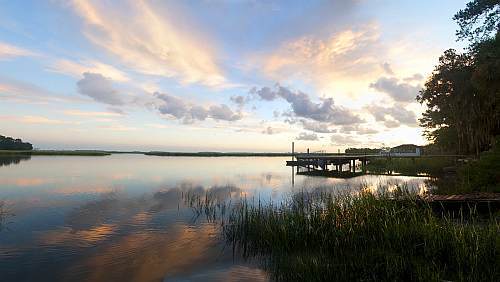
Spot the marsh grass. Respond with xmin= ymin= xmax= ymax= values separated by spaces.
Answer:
xmin=225 ymin=189 xmax=499 ymax=281
xmin=186 ymin=185 xmax=500 ymax=281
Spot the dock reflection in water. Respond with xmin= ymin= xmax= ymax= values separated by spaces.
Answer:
xmin=0 ymin=154 xmax=431 ymax=281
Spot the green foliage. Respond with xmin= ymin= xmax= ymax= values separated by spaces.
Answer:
xmin=421 ymin=138 xmax=457 ymax=155
xmin=224 ymin=191 xmax=500 ymax=281
xmin=454 ymin=0 xmax=500 ymax=42
xmin=458 ymin=136 xmax=500 ymax=192
xmin=344 ymin=147 xmax=381 ymax=154
xmin=0 ymin=135 xmax=33 ymax=150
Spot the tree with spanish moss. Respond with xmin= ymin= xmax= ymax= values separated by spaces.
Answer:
xmin=417 ymin=0 xmax=500 ymax=155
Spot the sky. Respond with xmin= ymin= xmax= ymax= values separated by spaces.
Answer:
xmin=0 ymin=0 xmax=469 ymax=152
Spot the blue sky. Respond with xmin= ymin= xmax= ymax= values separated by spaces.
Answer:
xmin=0 ymin=0 xmax=468 ymax=152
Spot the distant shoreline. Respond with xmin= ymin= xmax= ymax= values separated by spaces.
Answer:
xmin=0 ymin=150 xmax=295 ymax=157
xmin=0 ymin=150 xmax=112 ymax=156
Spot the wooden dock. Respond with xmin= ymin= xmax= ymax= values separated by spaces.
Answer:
xmin=422 ymin=193 xmax=500 ymax=213
xmin=424 ymin=192 xmax=500 ymax=202
xmin=286 ymin=150 xmax=465 ymax=175
xmin=286 ymin=154 xmax=376 ymax=173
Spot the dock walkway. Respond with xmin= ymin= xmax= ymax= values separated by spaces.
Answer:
xmin=422 ymin=193 xmax=500 ymax=213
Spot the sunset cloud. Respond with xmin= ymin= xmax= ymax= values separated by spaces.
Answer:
xmin=261 ymin=24 xmax=382 ymax=86
xmin=70 ymin=0 xmax=226 ymax=87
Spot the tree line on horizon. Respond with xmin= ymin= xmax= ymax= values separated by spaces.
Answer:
xmin=417 ymin=0 xmax=500 ymax=156
xmin=0 ymin=135 xmax=33 ymax=151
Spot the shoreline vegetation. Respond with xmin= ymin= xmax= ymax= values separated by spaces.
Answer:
xmin=145 ymin=151 xmax=292 ymax=157
xmin=0 ymin=150 xmax=298 ymax=157
xmin=187 ymin=185 xmax=500 ymax=281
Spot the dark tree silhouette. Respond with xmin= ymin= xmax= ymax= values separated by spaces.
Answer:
xmin=0 ymin=135 xmax=33 ymax=150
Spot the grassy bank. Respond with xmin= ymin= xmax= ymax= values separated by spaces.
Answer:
xmin=0 ymin=150 xmax=111 ymax=156
xmin=222 ymin=190 xmax=500 ymax=281
xmin=365 ymin=156 xmax=457 ymax=176
xmin=431 ymin=137 xmax=500 ymax=194
xmin=456 ymin=138 xmax=500 ymax=193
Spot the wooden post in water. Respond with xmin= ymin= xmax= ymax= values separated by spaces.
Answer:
xmin=307 ymin=148 xmax=310 ymax=171
xmin=291 ymin=142 xmax=295 ymax=187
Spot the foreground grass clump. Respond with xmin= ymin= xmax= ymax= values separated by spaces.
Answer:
xmin=224 ymin=191 xmax=500 ymax=281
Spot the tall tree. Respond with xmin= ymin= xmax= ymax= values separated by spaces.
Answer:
xmin=418 ymin=1 xmax=500 ymax=155
xmin=470 ymin=33 xmax=500 ymax=139
xmin=454 ymin=0 xmax=500 ymax=42
xmin=417 ymin=50 xmax=475 ymax=154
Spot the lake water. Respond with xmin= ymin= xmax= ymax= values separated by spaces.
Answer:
xmin=0 ymin=154 xmax=431 ymax=281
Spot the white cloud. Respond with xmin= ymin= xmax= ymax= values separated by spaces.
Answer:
xmin=297 ymin=132 xmax=318 ymax=141
xmin=48 ymin=59 xmax=129 ymax=82
xmin=262 ymin=126 xmax=274 ymax=135
xmin=330 ymin=134 xmax=359 ymax=146
xmin=155 ymin=92 xmax=241 ymax=123
xmin=146 ymin=123 xmax=169 ymax=129
xmin=98 ymin=124 xmax=137 ymax=131
xmin=369 ymin=76 xmax=421 ymax=103
xmin=63 ymin=109 xmax=123 ymax=117
xmin=251 ymin=85 xmax=362 ymax=125
xmin=366 ymin=104 xmax=417 ymax=126
xmin=0 ymin=115 xmax=73 ymax=125
xmin=0 ymin=76 xmax=82 ymax=104
xmin=340 ymin=125 xmax=379 ymax=135
xmin=77 ymin=72 xmax=124 ymax=105
xmin=300 ymin=119 xmax=337 ymax=133
xmin=0 ymin=42 xmax=36 ymax=60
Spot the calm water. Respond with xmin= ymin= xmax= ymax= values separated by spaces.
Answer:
xmin=0 ymin=154 xmax=430 ymax=281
